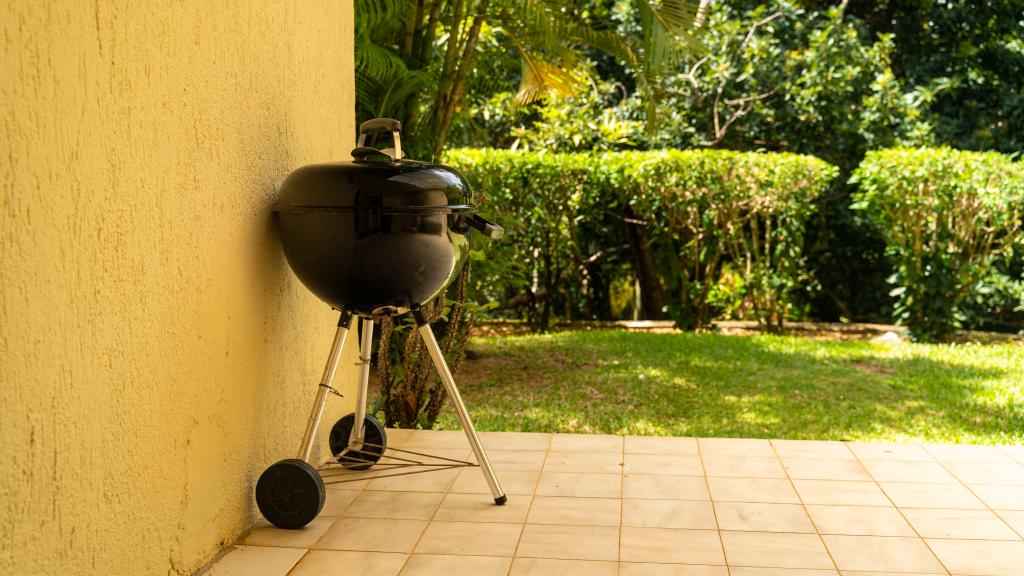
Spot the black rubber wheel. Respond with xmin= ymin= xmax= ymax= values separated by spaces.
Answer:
xmin=329 ymin=413 xmax=388 ymax=470
xmin=255 ymin=459 xmax=325 ymax=529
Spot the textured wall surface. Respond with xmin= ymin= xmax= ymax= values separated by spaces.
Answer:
xmin=0 ymin=1 xmax=356 ymax=574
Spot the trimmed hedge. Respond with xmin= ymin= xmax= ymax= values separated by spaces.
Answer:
xmin=852 ymin=147 xmax=1024 ymax=341
xmin=605 ymin=150 xmax=837 ymax=330
xmin=446 ymin=148 xmax=838 ymax=330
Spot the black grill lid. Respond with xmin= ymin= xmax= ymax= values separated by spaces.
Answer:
xmin=273 ymin=119 xmax=473 ymax=213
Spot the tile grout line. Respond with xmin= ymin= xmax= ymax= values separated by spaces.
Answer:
xmin=617 ymin=434 xmax=624 ymax=576
xmin=391 ymin=440 xmax=467 ymax=575
xmin=768 ymin=438 xmax=842 ymax=574
xmin=856 ymin=441 xmax=953 ymax=575
xmin=283 ymin=450 xmax=373 ymax=575
xmin=923 ymin=443 xmax=1024 ymax=543
xmin=695 ymin=438 xmax=731 ymax=576
xmin=507 ymin=433 xmax=548 ymax=573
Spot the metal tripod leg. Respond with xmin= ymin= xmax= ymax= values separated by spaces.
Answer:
xmin=298 ymin=311 xmax=353 ymax=464
xmin=348 ymin=317 xmax=374 ymax=448
xmin=413 ymin=310 xmax=507 ymax=504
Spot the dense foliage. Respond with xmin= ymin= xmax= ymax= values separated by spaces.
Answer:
xmin=355 ymin=0 xmax=1024 ymax=426
xmin=852 ymin=148 xmax=1024 ymax=341
xmin=448 ymin=1 xmax=1024 ymax=330
xmin=447 ymin=148 xmax=837 ymax=331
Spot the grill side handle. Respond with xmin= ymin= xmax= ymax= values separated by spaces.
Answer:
xmin=468 ymin=214 xmax=504 ymax=240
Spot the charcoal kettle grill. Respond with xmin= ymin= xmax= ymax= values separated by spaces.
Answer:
xmin=255 ymin=119 xmax=507 ymax=530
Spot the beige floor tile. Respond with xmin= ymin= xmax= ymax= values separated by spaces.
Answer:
xmin=924 ymin=443 xmax=1016 ymax=463
xmin=511 ymin=557 xmax=618 ymax=576
xmin=481 ymin=431 xmax=552 ymax=451
xmin=622 ymin=499 xmax=717 ymax=529
xmin=289 ymin=550 xmax=407 ymax=576
xmin=517 ymin=524 xmax=619 ymax=561
xmin=388 ymin=447 xmax=470 ymax=463
xmin=860 ymin=460 xmax=957 ymax=483
xmin=626 ymin=436 xmax=699 ymax=455
xmin=720 ymin=531 xmax=833 ymax=569
xmin=945 ymin=461 xmax=1024 ymax=485
xmin=822 ymin=535 xmax=943 ymax=573
xmin=403 ymin=429 xmax=471 ymax=449
xmin=384 ymin=428 xmax=415 ymax=446
xmin=1003 ymin=445 xmax=1024 ymax=463
xmin=624 ymin=454 xmax=704 ymax=476
xmin=544 ymin=451 xmax=622 ymax=474
xmin=204 ymin=545 xmax=306 ymax=576
xmin=730 ymin=569 xmax=837 ymax=576
xmin=928 ymin=539 xmax=1024 ymax=576
xmin=968 ymin=483 xmax=1024 ymax=510
xmin=880 ymin=482 xmax=985 ymax=509
xmin=527 ymin=496 xmax=620 ymax=526
xmin=782 ymin=458 xmax=871 ymax=481
xmin=901 ymin=507 xmax=1021 ymax=540
xmin=343 ymin=491 xmax=444 ymax=520
xmin=536 ymin=472 xmax=621 ymax=498
xmin=399 ymin=554 xmax=512 ymax=576
xmin=322 ymin=489 xmax=362 ymax=516
xmin=479 ymin=450 xmax=548 ymax=471
xmin=707 ymin=477 xmax=800 ymax=504
xmin=714 ymin=502 xmax=815 ymax=533
xmin=365 ymin=468 xmax=458 ymax=493
xmin=703 ymin=456 xmax=785 ymax=479
xmin=620 ymin=527 xmax=724 ymax=565
xmin=792 ymin=480 xmax=891 ymax=506
xmin=315 ymin=517 xmax=427 ymax=553
xmin=244 ymin=516 xmax=335 ymax=548
xmin=620 ymin=562 xmax=730 ymax=575
xmin=414 ymin=521 xmax=522 ymax=556
xmin=997 ymin=509 xmax=1024 ymax=537
xmin=847 ymin=443 xmax=934 ymax=462
xmin=434 ymin=492 xmax=532 ymax=523
xmin=451 ymin=468 xmax=540 ymax=495
xmin=699 ymin=438 xmax=775 ymax=457
xmin=805 ymin=505 xmax=915 ymax=537
xmin=771 ymin=440 xmax=854 ymax=460
xmin=550 ymin=433 xmax=623 ymax=452
xmin=624 ymin=475 xmax=710 ymax=501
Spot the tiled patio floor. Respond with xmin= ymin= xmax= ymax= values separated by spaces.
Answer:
xmin=205 ymin=431 xmax=1024 ymax=576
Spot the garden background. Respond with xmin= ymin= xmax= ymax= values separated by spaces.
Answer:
xmin=355 ymin=0 xmax=1023 ymax=437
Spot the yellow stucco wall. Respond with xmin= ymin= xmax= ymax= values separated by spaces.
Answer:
xmin=1 ymin=2 xmax=356 ymax=574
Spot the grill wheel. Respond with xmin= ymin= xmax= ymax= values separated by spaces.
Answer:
xmin=255 ymin=459 xmax=325 ymax=529
xmin=329 ymin=413 xmax=388 ymax=470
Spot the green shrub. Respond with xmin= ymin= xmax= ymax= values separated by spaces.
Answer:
xmin=446 ymin=148 xmax=838 ymax=331
xmin=851 ymin=147 xmax=1024 ymax=341
xmin=607 ymin=150 xmax=837 ymax=330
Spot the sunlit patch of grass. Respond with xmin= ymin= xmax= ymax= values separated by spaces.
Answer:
xmin=436 ymin=331 xmax=1024 ymax=444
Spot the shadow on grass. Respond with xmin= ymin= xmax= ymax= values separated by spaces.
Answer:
xmin=447 ymin=331 xmax=1024 ymax=444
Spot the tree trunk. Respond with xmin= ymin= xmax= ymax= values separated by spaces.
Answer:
xmin=624 ymin=206 xmax=669 ymax=320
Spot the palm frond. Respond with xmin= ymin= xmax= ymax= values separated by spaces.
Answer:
xmin=355 ymin=0 xmax=409 ymax=34
xmin=514 ymin=52 xmax=588 ymax=104
xmin=637 ymin=0 xmax=699 ymax=73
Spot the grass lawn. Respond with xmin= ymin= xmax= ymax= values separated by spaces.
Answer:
xmin=438 ymin=330 xmax=1024 ymax=444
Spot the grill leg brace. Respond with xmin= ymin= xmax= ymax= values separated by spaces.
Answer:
xmin=298 ymin=310 xmax=353 ymax=464
xmin=413 ymin=310 xmax=507 ymax=505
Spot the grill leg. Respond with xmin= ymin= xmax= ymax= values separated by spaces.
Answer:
xmin=298 ymin=311 xmax=353 ymax=464
xmin=414 ymin=310 xmax=507 ymax=504
xmin=348 ymin=317 xmax=374 ymax=448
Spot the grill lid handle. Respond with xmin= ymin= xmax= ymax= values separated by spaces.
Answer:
xmin=356 ymin=118 xmax=403 ymax=161
xmin=469 ymin=214 xmax=504 ymax=240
